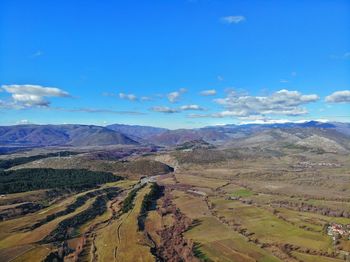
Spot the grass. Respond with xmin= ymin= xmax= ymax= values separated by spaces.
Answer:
xmin=185 ymin=216 xmax=281 ymax=262
xmin=0 ymin=195 xmax=94 ymax=261
xmin=276 ymin=208 xmax=350 ymax=231
xmin=1 ymin=148 xmax=349 ymax=262
xmin=103 ymin=179 xmax=137 ymax=189
xmin=175 ymin=173 xmax=228 ymax=190
xmin=211 ymin=198 xmax=333 ymax=251
xmin=0 ymin=197 xmax=94 ymax=249
xmin=0 ymin=245 xmax=36 ymax=262
xmin=77 ymin=200 xmax=112 ymax=233
xmin=144 ymin=210 xmax=162 ymax=247
xmin=291 ymin=251 xmax=344 ymax=262
xmin=171 ymin=189 xmax=281 ymax=262
xmin=0 ymin=192 xmax=81 ymax=241
xmin=172 ymin=190 xmax=211 ymax=218
xmin=193 ymin=242 xmax=213 ymax=262
xmin=95 ymin=184 xmax=154 ymax=262
xmin=121 ymin=185 xmax=143 ymax=213
xmin=0 ymin=189 xmax=48 ymax=205
xmin=11 ymin=245 xmax=51 ymax=262
xmin=0 ymin=182 xmax=133 ymax=261
xmin=230 ymin=188 xmax=254 ymax=198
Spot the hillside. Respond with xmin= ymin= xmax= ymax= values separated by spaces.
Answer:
xmin=144 ymin=122 xmax=350 ymax=151
xmin=147 ymin=129 xmax=229 ymax=146
xmin=106 ymin=124 xmax=167 ymax=142
xmin=0 ymin=125 xmax=138 ymax=147
xmin=0 ymin=121 xmax=349 ymax=150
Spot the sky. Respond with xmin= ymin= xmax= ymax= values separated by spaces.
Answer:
xmin=0 ymin=0 xmax=349 ymax=129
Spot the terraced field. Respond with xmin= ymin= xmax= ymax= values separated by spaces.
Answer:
xmin=156 ymin=151 xmax=350 ymax=262
xmin=1 ymin=144 xmax=349 ymax=262
xmin=0 ymin=179 xmax=134 ymax=261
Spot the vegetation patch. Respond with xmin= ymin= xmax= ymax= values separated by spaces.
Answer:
xmin=43 ymin=190 xmax=119 ymax=243
xmin=30 ymin=187 xmax=120 ymax=229
xmin=230 ymin=188 xmax=254 ymax=198
xmin=137 ymin=183 xmax=164 ymax=230
xmin=0 ymin=151 xmax=79 ymax=170
xmin=193 ymin=242 xmax=213 ymax=262
xmin=0 ymin=168 xmax=123 ymax=194
xmin=0 ymin=202 xmax=43 ymax=221
xmin=121 ymin=185 xmax=144 ymax=214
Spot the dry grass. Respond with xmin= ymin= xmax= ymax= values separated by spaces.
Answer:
xmin=291 ymin=251 xmax=344 ymax=262
xmin=95 ymin=185 xmax=154 ymax=262
xmin=170 ymin=189 xmax=281 ymax=262
xmin=211 ymin=198 xmax=332 ymax=251
xmin=0 ymin=198 xmax=94 ymax=250
xmin=186 ymin=216 xmax=281 ymax=262
xmin=11 ymin=245 xmax=51 ymax=262
xmin=175 ymin=173 xmax=228 ymax=189
xmin=172 ymin=190 xmax=211 ymax=218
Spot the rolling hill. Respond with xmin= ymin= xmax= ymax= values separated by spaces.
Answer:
xmin=0 ymin=121 xmax=349 ymax=151
xmin=0 ymin=124 xmax=138 ymax=147
xmin=106 ymin=123 xmax=167 ymax=142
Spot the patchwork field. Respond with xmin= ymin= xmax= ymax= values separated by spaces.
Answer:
xmin=0 ymin=138 xmax=349 ymax=261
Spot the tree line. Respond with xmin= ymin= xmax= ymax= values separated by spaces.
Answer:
xmin=43 ymin=190 xmax=120 ymax=243
xmin=0 ymin=151 xmax=79 ymax=170
xmin=138 ymin=183 xmax=164 ymax=230
xmin=120 ymin=185 xmax=144 ymax=214
xmin=31 ymin=187 xmax=120 ymax=229
xmin=0 ymin=168 xmax=123 ymax=194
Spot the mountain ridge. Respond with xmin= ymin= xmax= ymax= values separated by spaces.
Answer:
xmin=1 ymin=121 xmax=349 ymax=151
xmin=0 ymin=124 xmax=138 ymax=147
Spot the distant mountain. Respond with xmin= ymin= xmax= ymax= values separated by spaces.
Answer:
xmin=218 ymin=121 xmax=350 ymax=134
xmin=224 ymin=126 xmax=350 ymax=154
xmin=0 ymin=125 xmax=138 ymax=147
xmin=106 ymin=124 xmax=167 ymax=142
xmin=142 ymin=121 xmax=350 ymax=152
xmin=0 ymin=121 xmax=349 ymax=150
xmin=175 ymin=139 xmax=215 ymax=150
xmin=146 ymin=128 xmax=229 ymax=146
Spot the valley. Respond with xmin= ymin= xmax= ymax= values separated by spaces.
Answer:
xmin=0 ymin=121 xmax=349 ymax=261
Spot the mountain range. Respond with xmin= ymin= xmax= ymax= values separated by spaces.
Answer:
xmin=1 ymin=121 xmax=350 ymax=153
xmin=0 ymin=124 xmax=137 ymax=147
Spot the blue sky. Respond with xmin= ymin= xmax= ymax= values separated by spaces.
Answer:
xmin=0 ymin=0 xmax=349 ymax=129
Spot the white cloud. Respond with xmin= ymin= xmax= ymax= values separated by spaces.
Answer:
xmin=102 ymin=92 xmax=117 ymax=97
xmin=151 ymin=103 xmax=204 ymax=114
xmin=167 ymin=88 xmax=187 ymax=103
xmin=119 ymin=92 xmax=138 ymax=101
xmin=330 ymin=52 xmax=350 ymax=60
xmin=238 ymin=118 xmax=329 ymax=125
xmin=1 ymin=84 xmax=70 ymax=108
xmin=221 ymin=15 xmax=246 ymax=24
xmin=217 ymin=75 xmax=224 ymax=81
xmin=151 ymin=106 xmax=179 ymax=113
xmin=104 ymin=92 xmax=153 ymax=102
xmin=280 ymin=79 xmax=289 ymax=83
xmin=141 ymin=96 xmax=152 ymax=101
xmin=187 ymin=113 xmax=209 ymax=118
xmin=325 ymin=90 xmax=350 ymax=103
xmin=345 ymin=52 xmax=350 ymax=59
xmin=67 ymin=108 xmax=145 ymax=115
xmin=17 ymin=119 xmax=31 ymax=124
xmin=180 ymin=104 xmax=204 ymax=111
xmin=200 ymin=89 xmax=217 ymax=96
xmin=211 ymin=89 xmax=319 ymax=118
xmin=30 ymin=50 xmax=43 ymax=58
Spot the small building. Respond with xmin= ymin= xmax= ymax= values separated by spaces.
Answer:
xmin=327 ymin=223 xmax=350 ymax=239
